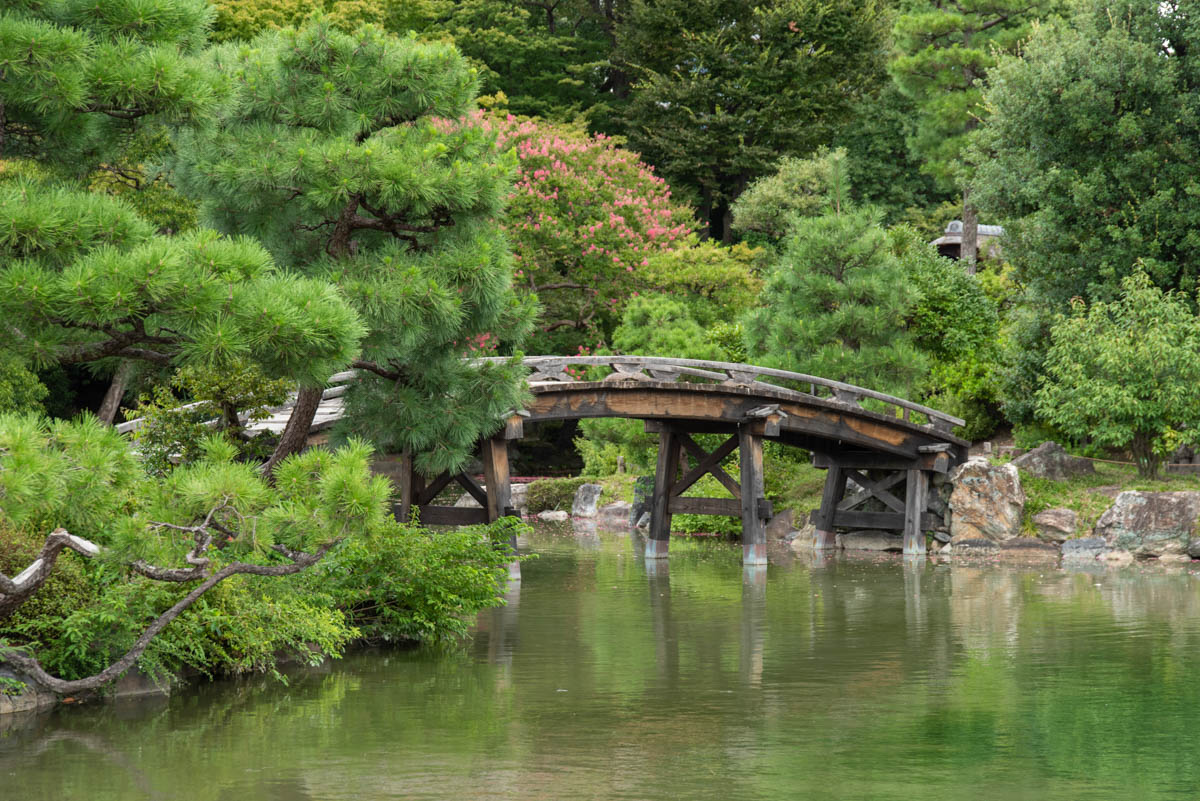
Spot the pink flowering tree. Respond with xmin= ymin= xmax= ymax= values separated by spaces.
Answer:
xmin=480 ymin=115 xmax=696 ymax=353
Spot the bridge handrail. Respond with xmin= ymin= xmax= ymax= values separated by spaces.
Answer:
xmin=478 ymin=355 xmax=965 ymax=432
xmin=116 ymin=358 xmax=964 ymax=436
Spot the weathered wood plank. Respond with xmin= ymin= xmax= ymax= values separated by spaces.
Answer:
xmin=739 ymin=427 xmax=768 ymax=565
xmin=812 ymin=465 xmax=846 ymax=550
xmin=648 ymin=429 xmax=681 ymax=559
xmin=481 ymin=437 xmax=512 ymax=522
xmin=397 ymin=451 xmax=415 ymax=524
xmin=904 ymin=469 xmax=929 ymax=555
xmin=669 ymin=496 xmax=742 ymax=516
xmin=832 ymin=510 xmax=943 ymax=532
xmin=812 ymin=450 xmax=954 ymax=473
xmin=419 ymin=506 xmax=490 ymax=526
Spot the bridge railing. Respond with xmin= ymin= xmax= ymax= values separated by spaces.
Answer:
xmin=479 ymin=355 xmax=965 ymax=434
xmin=117 ymin=359 xmax=964 ymax=437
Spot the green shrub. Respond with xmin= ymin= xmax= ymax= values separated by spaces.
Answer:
xmin=526 ymin=477 xmax=588 ymax=513
xmin=0 ymin=350 xmax=47 ymax=414
xmin=128 ymin=361 xmax=289 ymax=475
xmin=316 ymin=518 xmax=520 ymax=644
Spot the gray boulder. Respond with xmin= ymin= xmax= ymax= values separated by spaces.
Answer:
xmin=1094 ymin=491 xmax=1200 ymax=557
xmin=766 ymin=508 xmax=795 ymax=540
xmin=837 ymin=530 xmax=904 ymax=552
xmin=1011 ymin=441 xmax=1095 ymax=481
xmin=511 ymin=483 xmax=529 ymax=516
xmin=1032 ymin=507 xmax=1078 ymax=543
xmin=1061 ymin=536 xmax=1107 ymax=561
xmin=538 ymin=510 xmax=569 ymax=522
xmin=571 ymin=483 xmax=604 ymax=518
xmin=454 ymin=492 xmax=482 ymax=508
xmin=630 ymin=475 xmax=655 ymax=526
xmin=948 ymin=457 xmax=1025 ymax=542
xmin=597 ymin=501 xmax=633 ymax=528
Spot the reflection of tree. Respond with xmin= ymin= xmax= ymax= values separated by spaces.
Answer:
xmin=13 ymin=538 xmax=1200 ymax=798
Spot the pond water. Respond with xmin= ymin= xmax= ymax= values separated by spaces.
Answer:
xmin=6 ymin=526 xmax=1200 ymax=800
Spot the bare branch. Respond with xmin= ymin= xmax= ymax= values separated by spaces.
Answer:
xmin=0 ymin=530 xmax=100 ymax=617
xmin=2 ymin=539 xmax=342 ymax=695
xmin=351 ymin=358 xmax=401 ymax=381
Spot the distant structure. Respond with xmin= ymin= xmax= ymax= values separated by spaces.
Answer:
xmin=931 ymin=220 xmax=1004 ymax=261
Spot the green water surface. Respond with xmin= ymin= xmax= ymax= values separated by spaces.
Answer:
xmin=5 ymin=527 xmax=1200 ymax=800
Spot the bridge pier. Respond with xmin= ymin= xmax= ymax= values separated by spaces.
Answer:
xmin=811 ymin=450 xmax=952 ymax=554
xmin=644 ymin=420 xmax=772 ymax=565
xmin=394 ymin=431 xmax=522 ymax=580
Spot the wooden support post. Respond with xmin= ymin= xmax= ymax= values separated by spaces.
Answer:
xmin=812 ymin=462 xmax=846 ymax=550
xmin=481 ymin=437 xmax=513 ymax=522
xmin=482 ymin=435 xmax=520 ymax=582
xmin=647 ymin=428 xmax=681 ymax=560
xmin=397 ymin=452 xmax=415 ymax=524
xmin=903 ymin=469 xmax=929 ymax=556
xmin=739 ymin=426 xmax=768 ymax=565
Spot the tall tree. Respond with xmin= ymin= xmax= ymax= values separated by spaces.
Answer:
xmin=972 ymin=0 xmax=1200 ymax=305
xmin=614 ymin=0 xmax=887 ymax=242
xmin=169 ymin=18 xmax=536 ymax=475
xmin=744 ymin=205 xmax=928 ymax=397
xmin=890 ymin=0 xmax=1064 ymax=270
xmin=0 ymin=2 xmax=364 ymax=419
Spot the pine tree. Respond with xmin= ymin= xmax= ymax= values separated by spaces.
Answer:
xmin=890 ymin=0 xmax=1065 ymax=270
xmin=614 ymin=0 xmax=888 ymax=241
xmin=169 ymin=17 xmax=536 ymax=475
xmin=0 ymin=2 xmax=365 ymax=417
xmin=744 ymin=204 xmax=928 ymax=398
xmin=0 ymin=0 xmax=219 ymax=176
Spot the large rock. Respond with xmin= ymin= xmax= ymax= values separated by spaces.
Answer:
xmin=538 ymin=510 xmax=569 ymax=522
xmin=571 ymin=483 xmax=604 ymax=518
xmin=511 ymin=483 xmax=529 ymax=516
xmin=789 ymin=523 xmax=817 ymax=551
xmin=1032 ymin=508 xmax=1078 ymax=543
xmin=948 ymin=457 xmax=1025 ymax=542
xmin=1011 ymin=441 xmax=1095 ymax=480
xmin=1061 ymin=536 xmax=1107 ymax=561
xmin=837 ymin=530 xmax=903 ymax=552
xmin=766 ymin=508 xmax=795 ymax=540
xmin=1094 ymin=491 xmax=1200 ymax=557
xmin=597 ymin=501 xmax=633 ymax=528
xmin=630 ymin=475 xmax=655 ymax=526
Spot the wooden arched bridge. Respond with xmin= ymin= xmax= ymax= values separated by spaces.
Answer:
xmin=391 ymin=356 xmax=969 ymax=564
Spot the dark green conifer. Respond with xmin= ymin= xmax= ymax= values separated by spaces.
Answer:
xmin=169 ymin=17 xmax=536 ymax=474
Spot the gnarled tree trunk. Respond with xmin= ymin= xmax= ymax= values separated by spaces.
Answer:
xmin=262 ymin=385 xmax=324 ymax=476
xmin=96 ymin=360 xmax=134 ymax=425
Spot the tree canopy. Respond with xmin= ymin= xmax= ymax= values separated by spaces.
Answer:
xmin=616 ymin=0 xmax=889 ymax=241
xmin=169 ymin=17 xmax=536 ymax=475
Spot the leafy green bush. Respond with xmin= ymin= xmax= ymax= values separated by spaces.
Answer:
xmin=128 ymin=362 xmax=290 ymax=475
xmin=1037 ymin=271 xmax=1200 ymax=478
xmin=0 ymin=350 xmax=47 ymax=414
xmin=315 ymin=519 xmax=520 ymax=644
xmin=732 ymin=148 xmax=851 ymax=243
xmin=526 ymin=477 xmax=588 ymax=513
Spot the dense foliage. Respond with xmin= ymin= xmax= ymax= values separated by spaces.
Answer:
xmin=1036 ymin=272 xmax=1200 ymax=479
xmin=169 ymin=18 xmax=535 ymax=475
xmin=617 ymin=0 xmax=890 ymax=241
xmin=0 ymin=413 xmax=515 ymax=689
xmin=485 ymin=115 xmax=694 ymax=352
